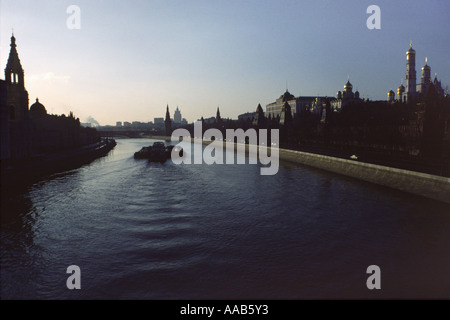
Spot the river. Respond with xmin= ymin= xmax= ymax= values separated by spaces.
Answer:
xmin=1 ymin=138 xmax=449 ymax=299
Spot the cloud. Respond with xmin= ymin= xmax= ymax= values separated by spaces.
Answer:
xmin=26 ymin=72 xmax=71 ymax=83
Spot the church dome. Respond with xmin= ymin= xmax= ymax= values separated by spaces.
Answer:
xmin=344 ymin=80 xmax=352 ymax=90
xmin=30 ymin=98 xmax=47 ymax=117
xmin=280 ymin=90 xmax=295 ymax=102
xmin=398 ymin=84 xmax=405 ymax=91
xmin=422 ymin=58 xmax=430 ymax=70
xmin=407 ymin=42 xmax=415 ymax=54
xmin=388 ymin=89 xmax=395 ymax=96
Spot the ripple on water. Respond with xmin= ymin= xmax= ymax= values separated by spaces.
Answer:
xmin=2 ymin=138 xmax=450 ymax=299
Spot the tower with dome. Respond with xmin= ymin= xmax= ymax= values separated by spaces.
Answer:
xmin=405 ymin=42 xmax=417 ymax=103
xmin=391 ymin=42 xmax=445 ymax=103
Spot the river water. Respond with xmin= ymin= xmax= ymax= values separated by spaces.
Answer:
xmin=1 ymin=138 xmax=449 ymax=299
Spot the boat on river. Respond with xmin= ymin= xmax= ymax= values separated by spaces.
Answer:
xmin=134 ymin=142 xmax=183 ymax=162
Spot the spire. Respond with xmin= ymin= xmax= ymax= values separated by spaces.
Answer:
xmin=164 ymin=105 xmax=172 ymax=135
xmin=253 ymin=103 xmax=266 ymax=127
xmin=9 ymin=33 xmax=18 ymax=58
xmin=5 ymin=33 xmax=25 ymax=87
xmin=216 ymin=106 xmax=221 ymax=123
xmin=165 ymin=104 xmax=170 ymax=120
xmin=280 ymin=101 xmax=292 ymax=125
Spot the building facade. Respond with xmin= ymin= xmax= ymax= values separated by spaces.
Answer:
xmin=265 ymin=90 xmax=296 ymax=119
xmin=266 ymin=90 xmax=329 ymax=119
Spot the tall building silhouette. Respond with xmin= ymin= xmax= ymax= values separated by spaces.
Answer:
xmin=2 ymin=34 xmax=31 ymax=159
xmin=405 ymin=42 xmax=417 ymax=103
xmin=419 ymin=57 xmax=431 ymax=95
xmin=5 ymin=34 xmax=29 ymax=122
xmin=279 ymin=101 xmax=292 ymax=125
xmin=165 ymin=105 xmax=172 ymax=136
xmin=174 ymin=106 xmax=181 ymax=124
xmin=253 ymin=103 xmax=266 ymax=127
xmin=215 ymin=107 xmax=222 ymax=123
xmin=397 ymin=80 xmax=405 ymax=103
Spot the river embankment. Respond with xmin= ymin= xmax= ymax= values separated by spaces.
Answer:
xmin=1 ymin=139 xmax=117 ymax=189
xmin=148 ymin=135 xmax=450 ymax=204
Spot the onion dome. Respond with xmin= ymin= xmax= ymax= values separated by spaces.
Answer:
xmin=406 ymin=41 xmax=416 ymax=57
xmin=422 ymin=57 xmax=430 ymax=71
xmin=344 ymin=80 xmax=352 ymax=90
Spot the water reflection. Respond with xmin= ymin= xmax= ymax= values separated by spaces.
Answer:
xmin=1 ymin=193 xmax=35 ymax=250
xmin=1 ymin=138 xmax=450 ymax=299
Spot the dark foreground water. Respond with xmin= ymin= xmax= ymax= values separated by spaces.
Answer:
xmin=1 ymin=138 xmax=449 ymax=299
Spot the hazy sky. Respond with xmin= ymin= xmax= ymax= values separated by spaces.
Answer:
xmin=1 ymin=0 xmax=449 ymax=125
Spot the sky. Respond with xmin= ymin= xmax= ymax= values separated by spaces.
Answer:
xmin=1 ymin=0 xmax=449 ymax=126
